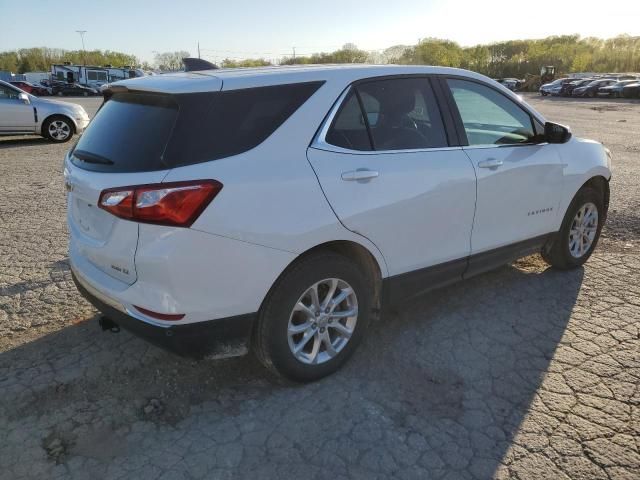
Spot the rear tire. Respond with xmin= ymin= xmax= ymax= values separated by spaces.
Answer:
xmin=253 ymin=252 xmax=372 ymax=382
xmin=541 ymin=186 xmax=604 ymax=269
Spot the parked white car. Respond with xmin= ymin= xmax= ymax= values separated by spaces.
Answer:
xmin=66 ymin=65 xmax=611 ymax=381
xmin=0 ymin=79 xmax=90 ymax=142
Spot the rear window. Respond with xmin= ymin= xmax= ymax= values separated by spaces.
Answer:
xmin=72 ymin=82 xmax=324 ymax=173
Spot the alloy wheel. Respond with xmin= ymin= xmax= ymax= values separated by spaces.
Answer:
xmin=569 ymin=202 xmax=598 ymax=258
xmin=287 ymin=278 xmax=358 ymax=365
xmin=48 ymin=120 xmax=71 ymax=141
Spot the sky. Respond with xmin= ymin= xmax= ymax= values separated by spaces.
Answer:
xmin=1 ymin=0 xmax=639 ymax=63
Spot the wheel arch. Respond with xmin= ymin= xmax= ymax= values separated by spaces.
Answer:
xmin=40 ymin=113 xmax=77 ymax=137
xmin=582 ymin=175 xmax=610 ymax=215
xmin=255 ymin=239 xmax=386 ymax=330
xmin=555 ymin=173 xmax=610 ymax=232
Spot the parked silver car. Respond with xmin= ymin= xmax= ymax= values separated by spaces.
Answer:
xmin=0 ymin=79 xmax=90 ymax=142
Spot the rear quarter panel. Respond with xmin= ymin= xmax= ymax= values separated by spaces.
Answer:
xmin=160 ymin=80 xmax=390 ymax=278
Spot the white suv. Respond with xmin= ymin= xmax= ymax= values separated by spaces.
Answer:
xmin=66 ymin=65 xmax=611 ymax=381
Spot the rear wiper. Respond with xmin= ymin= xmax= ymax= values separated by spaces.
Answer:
xmin=73 ymin=149 xmax=114 ymax=165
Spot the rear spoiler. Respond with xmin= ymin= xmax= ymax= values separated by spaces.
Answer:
xmin=102 ymin=84 xmax=127 ymax=102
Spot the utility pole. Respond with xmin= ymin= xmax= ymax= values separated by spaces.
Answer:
xmin=292 ymin=46 xmax=296 ymax=63
xmin=76 ymin=30 xmax=87 ymax=66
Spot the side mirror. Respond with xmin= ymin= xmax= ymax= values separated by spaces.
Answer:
xmin=18 ymin=92 xmax=30 ymax=104
xmin=544 ymin=121 xmax=572 ymax=144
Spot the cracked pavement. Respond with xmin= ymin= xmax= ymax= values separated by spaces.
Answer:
xmin=0 ymin=95 xmax=639 ymax=479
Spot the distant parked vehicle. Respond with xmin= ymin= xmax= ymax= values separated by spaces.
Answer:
xmin=572 ymin=79 xmax=617 ymax=98
xmin=0 ymin=79 xmax=90 ymax=142
xmin=494 ymin=78 xmax=522 ymax=91
xmin=598 ymin=79 xmax=638 ymax=98
xmin=57 ymin=83 xmax=99 ymax=97
xmin=540 ymin=78 xmax=574 ymax=96
xmin=9 ymin=81 xmax=51 ymax=96
xmin=44 ymin=80 xmax=68 ymax=96
xmin=560 ymin=79 xmax=594 ymax=97
xmin=622 ymin=82 xmax=640 ymax=99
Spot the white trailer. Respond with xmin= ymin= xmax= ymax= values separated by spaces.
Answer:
xmin=50 ymin=64 xmax=144 ymax=88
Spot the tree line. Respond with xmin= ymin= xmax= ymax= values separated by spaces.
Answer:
xmin=280 ymin=35 xmax=640 ymax=77
xmin=2 ymin=35 xmax=639 ymax=77
xmin=0 ymin=48 xmax=140 ymax=73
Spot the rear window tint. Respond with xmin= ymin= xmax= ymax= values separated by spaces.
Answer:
xmin=71 ymin=93 xmax=178 ymax=172
xmin=325 ymin=90 xmax=372 ymax=151
xmin=72 ymin=82 xmax=324 ymax=173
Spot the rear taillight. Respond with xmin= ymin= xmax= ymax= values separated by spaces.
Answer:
xmin=98 ymin=180 xmax=222 ymax=227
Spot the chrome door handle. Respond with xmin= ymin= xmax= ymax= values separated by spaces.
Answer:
xmin=477 ymin=158 xmax=503 ymax=169
xmin=341 ymin=169 xmax=379 ymax=181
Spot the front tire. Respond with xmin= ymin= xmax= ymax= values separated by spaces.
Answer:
xmin=542 ymin=186 xmax=604 ymax=269
xmin=43 ymin=116 xmax=74 ymax=143
xmin=253 ymin=252 xmax=372 ymax=382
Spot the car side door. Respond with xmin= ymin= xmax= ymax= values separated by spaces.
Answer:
xmin=0 ymin=83 xmax=35 ymax=132
xmin=442 ymin=77 xmax=563 ymax=276
xmin=307 ymin=76 xmax=477 ymax=302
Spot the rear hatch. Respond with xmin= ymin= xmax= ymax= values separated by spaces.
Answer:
xmin=67 ymin=75 xmax=320 ymax=285
xmin=65 ymin=77 xmax=221 ymax=284
xmin=66 ymin=92 xmax=182 ymax=284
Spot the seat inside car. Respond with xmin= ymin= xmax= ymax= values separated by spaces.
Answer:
xmin=372 ymin=88 xmax=429 ymax=150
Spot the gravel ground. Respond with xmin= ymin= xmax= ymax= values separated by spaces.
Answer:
xmin=0 ymin=94 xmax=639 ymax=480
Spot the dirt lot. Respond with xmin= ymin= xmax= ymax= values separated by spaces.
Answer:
xmin=1 ymin=94 xmax=639 ymax=480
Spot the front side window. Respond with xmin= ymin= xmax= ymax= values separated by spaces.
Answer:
xmin=326 ymin=77 xmax=448 ymax=151
xmin=447 ymin=79 xmax=536 ymax=146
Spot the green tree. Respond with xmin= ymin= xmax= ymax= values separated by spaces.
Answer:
xmin=154 ymin=51 xmax=190 ymax=71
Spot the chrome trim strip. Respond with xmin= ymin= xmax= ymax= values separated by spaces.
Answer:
xmin=462 ymin=142 xmax=548 ymax=151
xmin=312 ymin=86 xmax=352 ymax=150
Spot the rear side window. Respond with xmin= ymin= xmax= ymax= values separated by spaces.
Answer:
xmin=72 ymin=82 xmax=324 ymax=173
xmin=167 ymin=82 xmax=323 ymax=168
xmin=325 ymin=77 xmax=448 ymax=151
xmin=357 ymin=78 xmax=448 ymax=150
xmin=325 ymin=90 xmax=372 ymax=151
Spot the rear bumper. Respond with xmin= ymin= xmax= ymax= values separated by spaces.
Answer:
xmin=72 ymin=270 xmax=256 ymax=358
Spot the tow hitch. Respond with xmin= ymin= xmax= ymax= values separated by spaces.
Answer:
xmin=99 ymin=316 xmax=120 ymax=333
